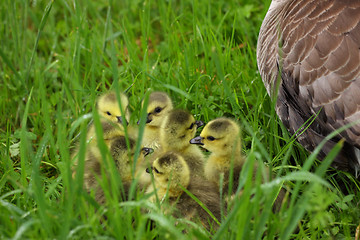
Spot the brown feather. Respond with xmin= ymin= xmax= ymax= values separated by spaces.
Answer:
xmin=257 ymin=0 xmax=360 ymax=176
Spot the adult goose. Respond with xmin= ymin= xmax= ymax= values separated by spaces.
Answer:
xmin=257 ymin=0 xmax=360 ymax=177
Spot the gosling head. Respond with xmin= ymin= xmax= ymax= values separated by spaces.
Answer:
xmin=190 ymin=118 xmax=241 ymax=157
xmin=97 ymin=91 xmax=130 ymax=125
xmin=144 ymin=91 xmax=173 ymax=127
xmin=160 ymin=109 xmax=203 ymax=152
xmin=149 ymin=151 xmax=190 ymax=197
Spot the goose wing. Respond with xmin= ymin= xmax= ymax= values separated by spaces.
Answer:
xmin=257 ymin=0 xmax=360 ymax=173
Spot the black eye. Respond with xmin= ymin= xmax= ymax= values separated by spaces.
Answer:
xmin=153 ymin=167 xmax=160 ymax=174
xmin=154 ymin=107 xmax=162 ymax=113
xmin=207 ymin=136 xmax=215 ymax=141
xmin=106 ymin=111 xmax=111 ymax=116
xmin=189 ymin=123 xmax=195 ymax=129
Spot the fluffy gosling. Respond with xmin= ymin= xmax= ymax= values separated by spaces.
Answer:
xmin=80 ymin=134 xmax=152 ymax=204
xmin=190 ymin=118 xmax=286 ymax=211
xmin=190 ymin=118 xmax=247 ymax=194
xmin=87 ymin=91 xmax=131 ymax=142
xmin=141 ymin=91 xmax=173 ymax=149
xmin=147 ymin=151 xmax=222 ymax=231
xmin=160 ymin=109 xmax=205 ymax=177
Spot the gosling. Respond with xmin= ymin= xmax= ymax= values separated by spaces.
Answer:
xmin=87 ymin=91 xmax=132 ymax=142
xmin=190 ymin=118 xmax=287 ymax=211
xmin=148 ymin=151 xmax=222 ymax=231
xmin=159 ymin=109 xmax=205 ymax=177
xmin=190 ymin=118 xmax=247 ymax=195
xmin=82 ymin=134 xmax=153 ymax=204
xmin=141 ymin=91 xmax=173 ymax=149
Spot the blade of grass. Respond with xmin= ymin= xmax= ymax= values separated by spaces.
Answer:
xmin=19 ymin=87 xmax=33 ymax=188
xmin=24 ymin=0 xmax=53 ymax=89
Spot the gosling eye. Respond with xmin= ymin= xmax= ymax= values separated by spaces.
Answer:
xmin=189 ymin=123 xmax=195 ymax=129
xmin=207 ymin=136 xmax=215 ymax=141
xmin=153 ymin=167 xmax=160 ymax=174
xmin=106 ymin=111 xmax=111 ymax=116
xmin=154 ymin=107 xmax=162 ymax=113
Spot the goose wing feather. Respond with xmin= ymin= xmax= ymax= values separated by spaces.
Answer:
xmin=257 ymin=0 xmax=360 ymax=173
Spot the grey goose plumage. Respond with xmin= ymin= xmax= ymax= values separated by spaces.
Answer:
xmin=257 ymin=0 xmax=360 ymax=176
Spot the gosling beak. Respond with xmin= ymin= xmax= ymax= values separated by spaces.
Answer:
xmin=142 ymin=147 xmax=154 ymax=156
xmin=189 ymin=136 xmax=204 ymax=145
xmin=146 ymin=113 xmax=152 ymax=124
xmin=195 ymin=120 xmax=204 ymax=128
xmin=138 ymin=114 xmax=152 ymax=125
xmin=117 ymin=116 xmax=127 ymax=125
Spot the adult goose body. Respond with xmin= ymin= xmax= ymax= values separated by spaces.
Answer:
xmin=257 ymin=0 xmax=360 ymax=176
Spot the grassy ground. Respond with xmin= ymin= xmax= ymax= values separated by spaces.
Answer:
xmin=1 ymin=0 xmax=360 ymax=239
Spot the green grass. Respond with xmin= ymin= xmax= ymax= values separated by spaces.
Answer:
xmin=1 ymin=0 xmax=360 ymax=239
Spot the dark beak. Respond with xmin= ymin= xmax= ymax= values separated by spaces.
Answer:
xmin=137 ymin=114 xmax=152 ymax=125
xmin=117 ymin=116 xmax=127 ymax=125
xmin=189 ymin=136 xmax=204 ymax=145
xmin=146 ymin=113 xmax=152 ymax=124
xmin=142 ymin=147 xmax=154 ymax=156
xmin=195 ymin=120 xmax=204 ymax=128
